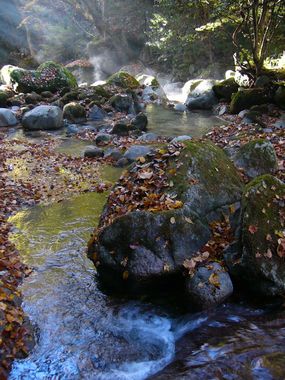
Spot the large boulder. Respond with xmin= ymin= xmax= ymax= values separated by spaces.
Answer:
xmin=1 ymin=61 xmax=77 ymax=93
xmin=228 ymin=175 xmax=285 ymax=297
xmin=106 ymin=71 xmax=140 ymax=89
xmin=88 ymin=141 xmax=243 ymax=306
xmin=213 ymin=78 xmax=239 ymax=102
xmin=185 ymin=79 xmax=219 ymax=110
xmin=230 ymin=88 xmax=271 ymax=114
xmin=22 ymin=105 xmax=63 ymax=130
xmin=233 ymin=140 xmax=278 ymax=179
xmin=0 ymin=108 xmax=18 ymax=127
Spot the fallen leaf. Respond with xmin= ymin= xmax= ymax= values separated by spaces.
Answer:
xmin=209 ymin=272 xmax=220 ymax=288
xmin=248 ymin=225 xmax=258 ymax=234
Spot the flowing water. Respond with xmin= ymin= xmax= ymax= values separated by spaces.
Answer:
xmin=6 ymin=106 xmax=285 ymax=379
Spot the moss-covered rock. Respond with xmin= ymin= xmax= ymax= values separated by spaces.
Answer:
xmin=230 ymin=88 xmax=271 ymax=114
xmin=1 ymin=62 xmax=77 ymax=94
xmin=0 ymin=91 xmax=8 ymax=106
xmin=274 ymin=84 xmax=285 ymax=109
xmin=63 ymin=102 xmax=86 ymax=122
xmin=88 ymin=140 xmax=242 ymax=305
xmin=136 ymin=74 xmax=160 ymax=88
xmin=233 ymin=140 xmax=278 ymax=179
xmin=237 ymin=175 xmax=285 ymax=297
xmin=107 ymin=71 xmax=140 ymax=89
xmin=213 ymin=78 xmax=239 ymax=102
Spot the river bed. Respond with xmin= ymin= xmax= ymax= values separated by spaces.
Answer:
xmin=6 ymin=106 xmax=285 ymax=379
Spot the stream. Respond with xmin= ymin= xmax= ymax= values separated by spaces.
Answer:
xmin=7 ymin=106 xmax=285 ymax=379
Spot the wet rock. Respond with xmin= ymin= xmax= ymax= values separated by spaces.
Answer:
xmin=0 ymin=108 xmax=18 ymax=127
xmin=111 ymin=120 xmax=132 ymax=136
xmin=95 ymin=133 xmax=112 ymax=146
xmin=137 ymin=133 xmax=158 ymax=142
xmin=185 ymin=262 xmax=233 ymax=309
xmin=274 ymin=118 xmax=285 ymax=129
xmin=84 ymin=146 xmax=104 ymax=158
xmin=233 ymin=140 xmax=277 ymax=178
xmin=130 ymin=113 xmax=148 ymax=132
xmin=115 ymin=157 xmax=130 ymax=167
xmin=228 ymin=175 xmax=285 ymax=297
xmin=66 ymin=124 xmax=80 ymax=135
xmin=63 ymin=102 xmax=86 ymax=123
xmin=89 ymin=141 xmax=243 ymax=306
xmin=104 ymin=148 xmax=123 ymax=161
xmin=22 ymin=105 xmax=63 ymax=130
xmin=89 ymin=105 xmax=107 ymax=121
xmin=170 ymin=135 xmax=192 ymax=143
xmin=123 ymin=145 xmax=152 ymax=162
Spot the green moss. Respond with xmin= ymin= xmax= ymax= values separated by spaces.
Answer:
xmin=107 ymin=71 xmax=140 ymax=89
xmin=63 ymin=102 xmax=86 ymax=121
xmin=235 ymin=139 xmax=277 ymax=178
xmin=169 ymin=140 xmax=242 ymax=200
xmin=213 ymin=78 xmax=239 ymax=101
xmin=242 ymin=174 xmax=285 ymax=255
xmin=8 ymin=61 xmax=77 ymax=93
xmin=230 ymin=88 xmax=271 ymax=114
xmin=92 ymin=85 xmax=112 ymax=99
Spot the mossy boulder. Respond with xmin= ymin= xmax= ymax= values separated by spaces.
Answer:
xmin=274 ymin=84 xmax=285 ymax=109
xmin=237 ymin=175 xmax=285 ymax=297
xmin=107 ymin=71 xmax=140 ymax=89
xmin=88 ymin=141 xmax=242 ymax=306
xmin=230 ymin=88 xmax=271 ymax=114
xmin=213 ymin=78 xmax=239 ymax=102
xmin=1 ymin=62 xmax=77 ymax=94
xmin=233 ymin=140 xmax=278 ymax=179
xmin=0 ymin=91 xmax=8 ymax=106
xmin=63 ymin=102 xmax=86 ymax=122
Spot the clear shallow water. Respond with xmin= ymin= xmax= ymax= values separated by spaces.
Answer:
xmin=8 ymin=193 xmax=285 ymax=380
xmin=146 ymin=104 xmax=224 ymax=137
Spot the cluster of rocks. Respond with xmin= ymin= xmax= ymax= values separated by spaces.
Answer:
xmin=88 ymin=139 xmax=284 ymax=310
xmin=0 ymin=63 xmax=169 ymax=150
xmin=182 ymin=71 xmax=284 ymax=114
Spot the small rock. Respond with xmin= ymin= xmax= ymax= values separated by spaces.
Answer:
xmin=63 ymin=102 xmax=86 ymax=123
xmin=0 ymin=108 xmax=18 ymax=127
xmin=130 ymin=113 xmax=148 ymax=131
xmin=84 ymin=145 xmax=104 ymax=158
xmin=89 ymin=105 xmax=107 ymax=121
xmin=185 ymin=262 xmax=233 ymax=309
xmin=66 ymin=124 xmax=79 ymax=135
xmin=123 ymin=145 xmax=152 ymax=162
xmin=104 ymin=148 xmax=122 ymax=160
xmin=111 ymin=120 xmax=131 ymax=136
xmin=95 ymin=133 xmax=112 ymax=146
xmin=137 ymin=133 xmax=158 ymax=142
xmin=171 ymin=135 xmax=192 ymax=143
xmin=238 ymin=109 xmax=250 ymax=118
